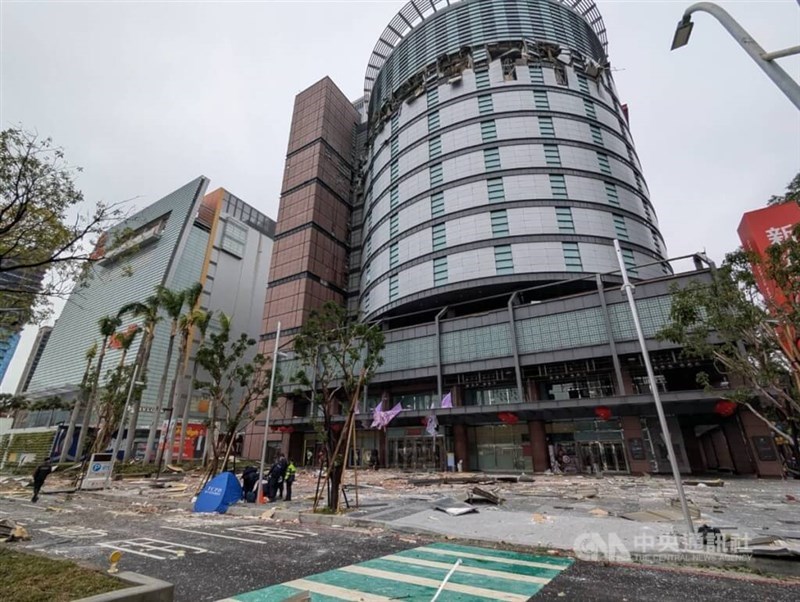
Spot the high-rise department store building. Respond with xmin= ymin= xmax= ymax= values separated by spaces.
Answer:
xmin=250 ymin=0 xmax=784 ymax=477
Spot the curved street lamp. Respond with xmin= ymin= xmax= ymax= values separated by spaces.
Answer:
xmin=671 ymin=2 xmax=800 ymax=110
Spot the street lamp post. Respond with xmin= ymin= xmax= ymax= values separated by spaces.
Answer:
xmin=613 ymin=240 xmax=695 ymax=538
xmin=671 ymin=2 xmax=800 ymax=110
xmin=257 ymin=322 xmax=282 ymax=503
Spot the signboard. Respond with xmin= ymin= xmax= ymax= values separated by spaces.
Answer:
xmin=627 ymin=437 xmax=647 ymax=461
xmin=738 ymin=202 xmax=800 ymax=308
xmin=751 ymin=436 xmax=778 ymax=462
xmin=157 ymin=421 xmax=207 ymax=459
xmin=81 ymin=453 xmax=113 ymax=490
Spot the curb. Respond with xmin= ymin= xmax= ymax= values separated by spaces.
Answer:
xmin=78 ymin=572 xmax=174 ymax=602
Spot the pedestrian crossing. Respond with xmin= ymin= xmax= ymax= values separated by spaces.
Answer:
xmin=221 ymin=542 xmax=572 ymax=601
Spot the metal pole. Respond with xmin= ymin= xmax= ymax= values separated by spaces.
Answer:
xmin=434 ymin=307 xmax=448 ymax=400
xmin=507 ymin=292 xmax=525 ymax=404
xmin=257 ymin=322 xmax=281 ymax=503
xmin=613 ymin=240 xmax=694 ymax=537
xmin=106 ymin=364 xmax=140 ymax=488
xmin=680 ymin=3 xmax=800 ymax=110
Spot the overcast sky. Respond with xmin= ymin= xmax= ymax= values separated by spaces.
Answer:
xmin=1 ymin=0 xmax=799 ymax=392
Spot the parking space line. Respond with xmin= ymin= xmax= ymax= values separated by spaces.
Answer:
xmin=163 ymin=526 xmax=267 ymax=544
xmin=98 ymin=542 xmax=167 ymax=560
xmin=225 ymin=525 xmax=309 ymax=539
xmin=99 ymin=537 xmax=209 ymax=560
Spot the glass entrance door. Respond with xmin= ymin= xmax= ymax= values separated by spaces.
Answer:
xmin=387 ymin=437 xmax=443 ymax=470
xmin=579 ymin=441 xmax=629 ymax=474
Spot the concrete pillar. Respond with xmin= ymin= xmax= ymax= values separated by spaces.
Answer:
xmin=620 ymin=416 xmax=651 ymax=474
xmin=453 ymin=424 xmax=468 ymax=471
xmin=739 ymin=409 xmax=783 ymax=477
xmin=526 ymin=380 xmax=540 ymax=402
xmin=527 ymin=420 xmax=549 ymax=473
xmin=679 ymin=420 xmax=706 ymax=475
xmin=451 ymin=385 xmax=464 ymax=407
xmin=722 ymin=419 xmax=756 ymax=475
xmin=620 ymin=367 xmax=636 ymax=396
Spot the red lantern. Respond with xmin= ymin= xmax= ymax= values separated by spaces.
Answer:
xmin=284 ymin=426 xmax=294 ymax=434
xmin=331 ymin=423 xmax=343 ymax=432
xmin=594 ymin=406 xmax=612 ymax=421
xmin=714 ymin=399 xmax=737 ymax=417
xmin=498 ymin=412 xmax=519 ymax=425
xmin=420 ymin=416 xmax=429 ymax=426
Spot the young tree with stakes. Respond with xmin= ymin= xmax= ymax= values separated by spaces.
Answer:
xmin=117 ymin=293 xmax=161 ymax=461
xmin=193 ymin=313 xmax=274 ymax=485
xmin=161 ymin=282 xmax=204 ymax=466
xmin=175 ymin=310 xmax=212 ymax=464
xmin=74 ymin=315 xmax=121 ymax=460
xmin=143 ymin=285 xmax=186 ymax=464
xmin=291 ymin=301 xmax=385 ymax=512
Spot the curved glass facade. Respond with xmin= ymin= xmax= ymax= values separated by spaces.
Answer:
xmin=358 ymin=0 xmax=669 ymax=320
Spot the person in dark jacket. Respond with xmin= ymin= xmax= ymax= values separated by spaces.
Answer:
xmin=275 ymin=454 xmax=288 ymax=500
xmin=241 ymin=466 xmax=259 ymax=502
xmin=31 ymin=458 xmax=54 ymax=503
xmin=265 ymin=454 xmax=285 ymax=502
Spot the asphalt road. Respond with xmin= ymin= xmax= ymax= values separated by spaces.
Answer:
xmin=2 ymin=492 xmax=799 ymax=602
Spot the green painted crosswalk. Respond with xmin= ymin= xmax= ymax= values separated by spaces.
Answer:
xmin=222 ymin=542 xmax=572 ymax=601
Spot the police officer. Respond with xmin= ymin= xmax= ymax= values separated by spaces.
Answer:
xmin=284 ymin=459 xmax=297 ymax=502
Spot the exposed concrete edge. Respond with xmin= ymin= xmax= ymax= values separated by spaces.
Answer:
xmin=74 ymin=572 xmax=173 ymax=602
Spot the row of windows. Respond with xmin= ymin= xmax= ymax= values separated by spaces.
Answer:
xmin=366 ymin=242 xmax=645 ymax=309
xmin=363 ymin=175 xmax=658 ymax=261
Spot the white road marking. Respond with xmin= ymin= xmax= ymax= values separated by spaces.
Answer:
xmin=99 ymin=537 xmax=208 ymax=560
xmin=0 ymin=510 xmax=9 ymax=514
xmin=383 ymin=554 xmax=549 ymax=584
xmin=41 ymin=525 xmax=108 ymax=538
xmin=226 ymin=524 xmax=312 ymax=539
xmin=163 ymin=526 xmax=267 ymax=544
xmin=415 ymin=546 xmax=568 ymax=571
xmin=340 ymin=565 xmax=528 ymax=602
xmin=283 ymin=578 xmax=392 ymax=601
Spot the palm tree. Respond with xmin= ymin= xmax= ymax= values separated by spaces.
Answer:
xmin=143 ymin=285 xmax=186 ymax=464
xmin=176 ymin=310 xmax=212 ymax=463
xmin=75 ymin=315 xmax=121 ymax=460
xmin=60 ymin=343 xmax=97 ymax=463
xmin=117 ymin=293 xmax=161 ymax=461
xmin=92 ymin=325 xmax=139 ymax=454
xmin=160 ymin=282 xmax=203 ymax=467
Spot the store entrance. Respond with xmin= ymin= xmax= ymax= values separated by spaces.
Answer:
xmin=388 ymin=437 xmax=443 ymax=471
xmin=578 ymin=441 xmax=629 ymax=474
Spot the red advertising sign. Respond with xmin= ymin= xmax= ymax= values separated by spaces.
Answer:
xmin=737 ymin=202 xmax=800 ymax=307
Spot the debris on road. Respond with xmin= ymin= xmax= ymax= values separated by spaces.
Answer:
xmin=433 ymin=497 xmax=478 ymax=516
xmin=588 ymin=508 xmax=609 ymax=517
xmin=468 ymin=487 xmax=504 ymax=505
xmin=684 ymin=479 xmax=724 ymax=487
xmin=0 ymin=519 xmax=30 ymax=542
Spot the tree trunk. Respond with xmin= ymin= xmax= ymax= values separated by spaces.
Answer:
xmin=159 ymin=334 xmax=188 ymax=467
xmin=177 ymin=362 xmax=199 ymax=463
xmin=123 ymin=329 xmax=154 ymax=461
xmin=61 ymin=355 xmax=93 ymax=464
xmin=92 ymin=349 xmax=130 ymax=455
xmin=144 ymin=326 xmax=177 ymax=464
xmin=75 ymin=340 xmax=109 ymax=461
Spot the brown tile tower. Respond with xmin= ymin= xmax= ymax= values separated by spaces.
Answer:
xmin=245 ymin=78 xmax=359 ymax=459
